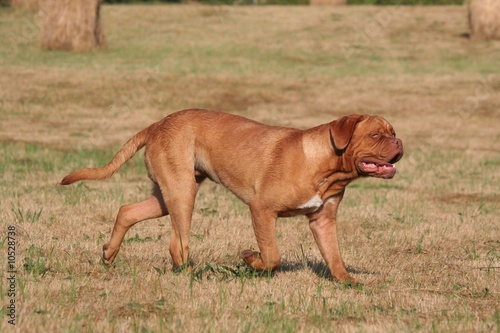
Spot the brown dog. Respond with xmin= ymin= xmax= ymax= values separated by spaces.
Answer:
xmin=61 ymin=109 xmax=403 ymax=284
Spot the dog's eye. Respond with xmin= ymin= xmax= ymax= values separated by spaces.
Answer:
xmin=392 ymin=131 xmax=396 ymax=138
xmin=370 ymin=133 xmax=380 ymax=139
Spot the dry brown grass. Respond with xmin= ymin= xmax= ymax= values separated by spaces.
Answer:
xmin=310 ymin=0 xmax=346 ymax=5
xmin=468 ymin=0 xmax=500 ymax=40
xmin=11 ymin=0 xmax=38 ymax=11
xmin=0 ymin=4 xmax=499 ymax=332
xmin=39 ymin=0 xmax=105 ymax=51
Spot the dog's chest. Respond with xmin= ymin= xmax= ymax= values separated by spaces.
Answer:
xmin=297 ymin=194 xmax=323 ymax=211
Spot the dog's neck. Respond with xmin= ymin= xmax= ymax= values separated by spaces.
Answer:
xmin=301 ymin=125 xmax=358 ymax=199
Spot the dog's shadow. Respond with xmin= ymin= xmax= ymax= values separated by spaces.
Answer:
xmin=278 ymin=259 xmax=378 ymax=283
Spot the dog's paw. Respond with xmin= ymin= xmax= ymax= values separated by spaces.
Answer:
xmin=102 ymin=243 xmax=118 ymax=265
xmin=240 ymin=249 xmax=273 ymax=271
xmin=240 ymin=249 xmax=260 ymax=267
xmin=335 ymin=273 xmax=359 ymax=287
xmin=241 ymin=249 xmax=281 ymax=271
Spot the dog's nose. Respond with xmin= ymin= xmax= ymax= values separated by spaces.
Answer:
xmin=393 ymin=138 xmax=404 ymax=159
xmin=392 ymin=138 xmax=403 ymax=148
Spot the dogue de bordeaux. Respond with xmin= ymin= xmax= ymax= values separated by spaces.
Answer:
xmin=61 ymin=109 xmax=403 ymax=284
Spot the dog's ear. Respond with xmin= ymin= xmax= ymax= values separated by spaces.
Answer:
xmin=330 ymin=114 xmax=367 ymax=155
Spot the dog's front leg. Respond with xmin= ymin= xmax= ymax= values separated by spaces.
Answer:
xmin=308 ymin=193 xmax=356 ymax=284
xmin=241 ymin=208 xmax=280 ymax=271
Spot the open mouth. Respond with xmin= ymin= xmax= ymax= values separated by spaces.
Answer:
xmin=359 ymin=161 xmax=396 ymax=177
xmin=359 ymin=152 xmax=402 ymax=179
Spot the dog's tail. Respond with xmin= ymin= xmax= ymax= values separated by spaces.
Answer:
xmin=60 ymin=127 xmax=150 ymax=185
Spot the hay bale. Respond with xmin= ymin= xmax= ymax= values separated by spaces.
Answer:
xmin=11 ymin=0 xmax=39 ymax=11
xmin=310 ymin=0 xmax=345 ymax=5
xmin=468 ymin=0 xmax=500 ymax=40
xmin=39 ymin=0 xmax=105 ymax=52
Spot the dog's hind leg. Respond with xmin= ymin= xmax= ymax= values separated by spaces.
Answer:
xmin=165 ymin=182 xmax=199 ymax=272
xmin=157 ymin=174 xmax=199 ymax=272
xmin=102 ymin=184 xmax=168 ymax=265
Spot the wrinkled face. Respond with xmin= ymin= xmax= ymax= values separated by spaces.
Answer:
xmin=349 ymin=116 xmax=404 ymax=179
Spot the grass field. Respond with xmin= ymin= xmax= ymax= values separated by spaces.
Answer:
xmin=1 ymin=3 xmax=499 ymax=332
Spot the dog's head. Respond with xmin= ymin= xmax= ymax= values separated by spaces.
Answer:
xmin=330 ymin=114 xmax=404 ymax=179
